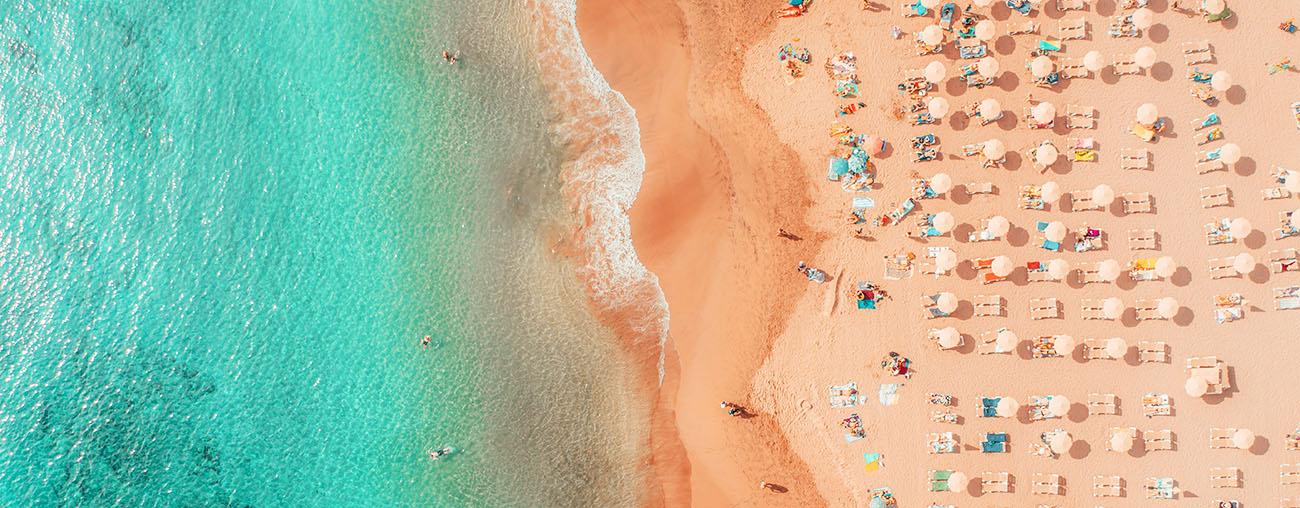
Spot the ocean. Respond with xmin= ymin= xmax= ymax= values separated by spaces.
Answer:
xmin=0 ymin=1 xmax=659 ymax=506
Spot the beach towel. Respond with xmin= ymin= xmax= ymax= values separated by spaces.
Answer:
xmin=863 ymin=453 xmax=882 ymax=472
xmin=828 ymin=158 xmax=849 ymax=181
xmin=852 ymin=197 xmax=876 ymax=209
xmin=878 ymin=384 xmax=901 ymax=406
xmin=829 ymin=383 xmax=860 ymax=408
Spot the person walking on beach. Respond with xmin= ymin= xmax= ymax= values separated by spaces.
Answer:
xmin=777 ymin=228 xmax=800 ymax=240
xmin=720 ymin=401 xmax=744 ymax=417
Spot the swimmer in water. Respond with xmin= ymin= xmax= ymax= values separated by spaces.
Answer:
xmin=421 ymin=335 xmax=432 ymax=349
xmin=441 ymin=50 xmax=459 ymax=65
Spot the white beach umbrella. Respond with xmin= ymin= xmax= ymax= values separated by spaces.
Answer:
xmin=1030 ymin=56 xmax=1053 ymax=78
xmin=1044 ymin=221 xmax=1067 ymax=242
xmin=1097 ymin=259 xmax=1121 ymax=282
xmin=920 ymin=0 xmax=941 ymax=8
xmin=1049 ymin=431 xmax=1073 ymax=454
xmin=1132 ymin=8 xmax=1155 ymax=29
xmin=948 ymin=471 xmax=968 ymax=493
xmin=1048 ymin=396 xmax=1071 ymax=417
xmin=1083 ymin=50 xmax=1105 ymax=72
xmin=1102 ymin=297 xmax=1124 ymax=320
xmin=991 ymin=255 xmax=1013 ymax=277
xmin=924 ymin=60 xmax=946 ymax=84
xmin=1155 ymin=256 xmax=1177 ymax=278
xmin=978 ymin=98 xmax=1001 ymax=120
xmin=1134 ymin=46 xmax=1157 ymax=69
xmin=982 ymin=139 xmax=1006 ymax=160
xmin=937 ymin=327 xmax=961 ymax=349
xmin=928 ymin=96 xmax=950 ymax=118
xmin=930 ymin=172 xmax=953 ymax=194
xmin=1203 ymin=0 xmax=1226 ymax=15
xmin=1211 ymin=70 xmax=1233 ymax=91
xmin=936 ymin=292 xmax=958 ymax=313
xmin=1233 ymin=429 xmax=1256 ymax=450
xmin=921 ymin=25 xmax=945 ymax=46
xmin=1233 ymin=252 xmax=1255 ymax=275
xmin=1291 ymin=208 xmax=1300 ymax=229
xmin=1136 ymin=103 xmax=1159 ymax=125
xmin=1110 ymin=430 xmax=1134 ymax=452
xmin=974 ymin=20 xmax=996 ymax=41
xmin=1229 ymin=217 xmax=1252 ymax=238
xmin=986 ymin=215 xmax=1010 ymax=236
xmin=935 ymin=250 xmax=958 ymax=272
xmin=933 ymin=211 xmax=956 ymax=233
xmin=1041 ymin=181 xmax=1061 ymax=202
xmin=1032 ymin=102 xmax=1056 ymax=124
xmin=996 ymin=397 xmax=1019 ymax=417
xmin=1288 ymin=172 xmax=1300 ymax=193
xmin=1218 ymin=143 xmax=1241 ymax=164
xmin=1047 ymin=258 xmax=1069 ymax=279
xmin=1157 ymin=297 xmax=1179 ymax=319
xmin=996 ymin=329 xmax=1017 ymax=350
xmin=1054 ymin=335 xmax=1075 ymax=355
xmin=1106 ymin=337 xmax=1128 ymax=358
xmin=977 ymin=57 xmax=1000 ymax=78
xmin=1092 ymin=184 xmax=1116 ymax=206
xmin=1185 ymin=375 xmax=1210 ymax=397
xmin=1035 ymin=142 xmax=1058 ymax=167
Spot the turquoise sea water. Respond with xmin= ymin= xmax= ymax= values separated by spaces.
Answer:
xmin=0 ymin=1 xmax=646 ymax=506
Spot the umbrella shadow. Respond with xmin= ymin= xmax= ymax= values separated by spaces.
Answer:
xmin=1069 ymin=440 xmax=1091 ymax=459
xmin=1067 ymin=403 xmax=1088 ymax=423
xmin=997 ymin=70 xmax=1021 ymax=92
xmin=1171 ymin=266 xmax=1192 ymax=287
xmin=1234 ymin=156 xmax=1257 ymax=177
xmin=1149 ymin=23 xmax=1170 ymax=42
xmin=1151 ymin=62 xmax=1173 ymax=81
xmin=1173 ymin=307 xmax=1194 ymax=327
xmin=1007 ymin=226 xmax=1030 ymax=247
xmin=1244 ymin=230 xmax=1267 ymax=249
xmin=1004 ymin=151 xmax=1023 ymax=171
xmin=1226 ymin=85 xmax=1246 ymax=104
xmin=1250 ymin=436 xmax=1271 ymax=455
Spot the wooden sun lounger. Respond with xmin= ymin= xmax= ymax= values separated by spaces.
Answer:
xmin=1197 ymin=159 xmax=1226 ymax=174
xmin=1285 ymin=496 xmax=1300 ymax=507
xmin=1134 ymin=303 xmax=1162 ymax=321
xmin=1264 ymin=187 xmax=1293 ymax=200
xmin=1137 ymin=340 xmax=1168 ymax=363
xmin=1271 ymin=249 xmax=1299 ymax=273
xmin=974 ymin=294 xmax=1004 ymax=317
xmin=1210 ymin=467 xmax=1241 ymax=488
xmin=1084 ymin=338 xmax=1119 ymax=359
xmin=1143 ymin=429 xmax=1174 ymax=451
xmin=1282 ymin=463 xmax=1300 ymax=485
xmin=982 ymin=471 xmax=1011 ymax=493
xmin=1200 ymin=185 xmax=1231 ymax=208
xmin=1093 ymin=475 xmax=1123 ymax=497
xmin=1030 ymin=298 xmax=1060 ymax=320
xmin=1182 ymin=40 xmax=1213 ymax=65
xmin=1032 ymin=473 xmax=1063 ymax=495
xmin=1076 ymin=265 xmax=1106 ymax=284
xmin=1122 ymin=193 xmax=1153 ymax=214
xmin=1088 ymin=393 xmax=1118 ymax=415
xmin=1129 ymin=229 xmax=1157 ymax=250
xmin=1120 ymin=148 xmax=1149 ymax=170
xmin=1209 ymin=256 xmax=1238 ymax=279
xmin=1066 ymin=105 xmax=1095 ymax=128
xmin=978 ymin=328 xmax=1014 ymax=354
xmin=1057 ymin=0 xmax=1086 ymax=11
xmin=900 ymin=2 xmax=923 ymax=17
xmin=1211 ymin=427 xmax=1237 ymax=449
xmin=1113 ymin=57 xmax=1140 ymax=75
xmin=1070 ymin=193 xmax=1101 ymax=211
xmin=965 ymin=181 xmax=995 ymax=195
xmin=1058 ymin=18 xmax=1087 ymax=40
xmin=1061 ymin=62 xmax=1089 ymax=79
xmin=1080 ymin=300 xmax=1108 ymax=320
xmin=1008 ymin=21 xmax=1039 ymax=36
xmin=1142 ymin=393 xmax=1172 ymax=418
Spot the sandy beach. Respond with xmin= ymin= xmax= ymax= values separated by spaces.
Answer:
xmin=582 ymin=0 xmax=1300 ymax=506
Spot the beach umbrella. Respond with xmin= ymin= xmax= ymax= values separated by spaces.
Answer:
xmin=972 ymin=0 xmax=994 ymax=6
xmin=1047 ymin=258 xmax=1069 ymax=279
xmin=1136 ymin=103 xmax=1159 ymax=125
xmin=1211 ymin=70 xmax=1232 ymax=91
xmin=1110 ymin=430 xmax=1134 ymax=452
xmin=1098 ymin=259 xmax=1121 ymax=282
xmin=921 ymin=25 xmax=945 ymax=46
xmin=1092 ymin=184 xmax=1116 ymax=206
xmin=1218 ymin=143 xmax=1241 ymax=164
xmin=937 ymin=327 xmax=961 ymax=348
xmin=978 ymin=98 xmax=1001 ymax=120
xmin=933 ymin=211 xmax=955 ymax=233
xmin=982 ymin=139 xmax=1006 ymax=160
xmin=1083 ymin=50 xmax=1105 ymax=72
xmin=1185 ymin=375 xmax=1210 ymax=397
xmin=1049 ymin=431 xmax=1073 ymax=454
xmin=1233 ymin=252 xmax=1255 ymax=275
xmin=1048 ymin=396 xmax=1070 ymax=417
xmin=949 ymin=471 xmax=968 ymax=493
xmin=1035 ymin=142 xmax=1058 ymax=167
xmin=1134 ymin=46 xmax=1157 ymax=69
xmin=1044 ymin=221 xmax=1066 ymax=242
xmin=1054 ymin=335 xmax=1075 ymax=355
xmin=920 ymin=0 xmax=940 ymax=8
xmin=869 ymin=499 xmax=886 ymax=508
xmin=977 ymin=57 xmax=1000 ymax=78
xmin=1233 ymin=429 xmax=1256 ymax=450
xmin=975 ymin=20 xmax=996 ymax=41
xmin=936 ymin=292 xmax=958 ymax=313
xmin=986 ymin=215 xmax=1010 ymax=236
xmin=992 ymin=255 xmax=1013 ymax=277
xmin=1031 ymin=102 xmax=1056 ymax=124
xmin=928 ymin=96 xmax=950 ymax=117
xmin=1292 ymin=208 xmax=1300 ymax=229
xmin=1132 ymin=8 xmax=1155 ymax=29
xmin=1041 ymin=181 xmax=1061 ymax=202
xmin=995 ymin=397 xmax=1019 ymax=417
xmin=930 ymin=173 xmax=953 ymax=194
xmin=1155 ymin=256 xmax=1177 ymax=278
xmin=1288 ymin=172 xmax=1300 ymax=193
xmin=1157 ymin=297 xmax=1179 ymax=319
xmin=996 ymin=329 xmax=1017 ymax=350
xmin=1102 ymin=297 xmax=1124 ymax=320
xmin=1030 ymin=56 xmax=1053 ymax=78
xmin=863 ymin=135 xmax=885 ymax=156
xmin=936 ymin=250 xmax=958 ymax=272
xmin=1106 ymin=337 xmax=1128 ymax=358
xmin=1229 ymin=217 xmax=1252 ymax=238
xmin=924 ymin=60 xmax=946 ymax=84
xmin=1203 ymin=0 xmax=1226 ymax=15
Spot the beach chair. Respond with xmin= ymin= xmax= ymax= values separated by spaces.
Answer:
xmin=1199 ymin=185 xmax=1231 ymax=208
xmin=1209 ymin=256 xmax=1238 ymax=279
xmin=1197 ymin=127 xmax=1224 ymax=145
xmin=1084 ymin=338 xmax=1119 ymax=359
xmin=964 ymin=181 xmax=995 ymax=196
xmin=1079 ymin=299 xmax=1108 ymax=320
xmin=1283 ymin=463 xmax=1300 ymax=485
xmin=1134 ymin=299 xmax=1163 ymax=320
xmin=1210 ymin=427 xmax=1238 ymax=449
xmin=927 ymin=432 xmax=958 ymax=454
xmin=1057 ymin=0 xmax=1086 ymax=11
xmin=1026 ymin=261 xmax=1056 ymax=282
xmin=1197 ymin=159 xmax=1226 ymax=174
xmin=1206 ymin=221 xmax=1234 ymax=245
xmin=981 ymin=471 xmax=1011 ymax=493
xmin=1057 ymin=18 xmax=1087 ymax=40
xmin=1183 ymin=40 xmax=1214 ymax=65
xmin=1060 ymin=60 xmax=1089 ymax=79
xmin=1277 ymin=286 xmax=1300 ymax=310
xmin=1008 ymin=20 xmax=1038 ymax=36
xmin=1192 ymin=112 xmax=1220 ymax=131
xmin=1142 ymin=393 xmax=1171 ymax=418
xmin=829 ymin=383 xmax=859 ymax=408
xmin=1215 ymin=293 xmax=1246 ymax=324
xmin=1138 ymin=341 xmax=1168 ymax=363
xmin=1287 ymin=429 xmax=1300 ymax=451
xmin=958 ymin=38 xmax=987 ymax=59
xmin=1112 ymin=56 xmax=1140 ymax=75
xmin=930 ymin=469 xmax=955 ymax=492
xmin=1263 ymin=187 xmax=1292 ymax=200
xmin=981 ymin=432 xmax=1008 ymax=453
xmin=1088 ymin=393 xmax=1118 ymax=415
xmin=1119 ymin=148 xmax=1149 ymax=170
xmin=1271 ymin=249 xmax=1299 ymax=273
xmin=1143 ymin=429 xmax=1174 ymax=451
xmin=978 ymin=328 xmax=1014 ymax=354
xmin=1093 ymin=475 xmax=1122 ymax=497
xmin=1031 ymin=335 xmax=1071 ymax=358
xmin=974 ymin=294 xmax=1004 ymax=317
xmin=1075 ymin=262 xmax=1109 ymax=284
xmin=1070 ymin=192 xmax=1100 ymax=212
xmin=1029 ymin=298 xmax=1060 ymax=320
xmin=1121 ymin=193 xmax=1152 ymax=214
xmin=1031 ymin=473 xmax=1063 ymax=496
xmin=1066 ymin=104 xmax=1095 ymax=129
xmin=1128 ymin=229 xmax=1158 ymax=250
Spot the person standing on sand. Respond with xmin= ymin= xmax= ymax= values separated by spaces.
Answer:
xmin=777 ymin=228 xmax=799 ymax=240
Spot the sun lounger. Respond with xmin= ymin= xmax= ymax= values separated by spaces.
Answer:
xmin=1275 ymin=286 xmax=1300 ymax=310
xmin=1026 ymin=261 xmax=1057 ymax=282
xmin=981 ymin=471 xmax=1011 ymax=493
xmin=1058 ymin=18 xmax=1087 ymax=40
xmin=1060 ymin=61 xmax=1089 ymax=79
xmin=1084 ymin=338 xmax=1121 ymax=359
xmin=1198 ymin=127 xmax=1224 ymax=146
xmin=1122 ymin=193 xmax=1152 ymax=214
xmin=1064 ymin=110 xmax=1094 ymax=131
xmin=1088 ymin=393 xmax=1118 ymax=415
xmin=1029 ymin=298 xmax=1060 ymax=320
xmin=1128 ymin=229 xmax=1157 ymax=250
xmin=1093 ymin=475 xmax=1123 ymax=497
xmin=1271 ymin=249 xmax=1299 ymax=274
xmin=1143 ymin=429 xmax=1174 ymax=451
xmin=1200 ymin=185 xmax=1231 ymax=208
xmin=1008 ymin=21 xmax=1038 ymax=36
xmin=1031 ymin=335 xmax=1071 ymax=358
xmin=1134 ymin=300 xmax=1164 ymax=321
xmin=981 ymin=432 xmax=1008 ymax=453
xmin=978 ymin=328 xmax=1014 ymax=354
xmin=1119 ymin=148 xmax=1149 ymax=170
xmin=1197 ymin=159 xmax=1226 ymax=174
xmin=927 ymin=432 xmax=958 ymax=454
xmin=1113 ymin=57 xmax=1140 ymax=75
xmin=930 ymin=469 xmax=955 ymax=492
xmin=1210 ymin=427 xmax=1239 ymax=449
xmin=1075 ymin=263 xmax=1108 ymax=284
xmin=1209 ymin=256 xmax=1238 ymax=279
xmin=829 ymin=383 xmax=860 ymax=408
xmin=964 ymin=181 xmax=994 ymax=196
xmin=1206 ymin=221 xmax=1234 ymax=245
xmin=974 ymin=294 xmax=1004 ymax=317
xmin=1142 ymin=392 xmax=1172 ymax=418
xmin=1264 ymin=187 xmax=1292 ymax=200
xmin=1070 ymin=193 xmax=1101 ymax=212
xmin=1080 ymin=300 xmax=1109 ymax=320
xmin=1032 ymin=473 xmax=1063 ymax=496
xmin=1283 ymin=463 xmax=1300 ymax=485
xmin=1137 ymin=341 xmax=1168 ymax=363
xmin=1215 ymin=293 xmax=1245 ymax=324
xmin=1183 ymin=40 xmax=1214 ymax=65
xmin=1057 ymin=0 xmax=1086 ymax=10
xmin=1287 ymin=429 xmax=1300 ymax=451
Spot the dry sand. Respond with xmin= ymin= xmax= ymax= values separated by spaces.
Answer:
xmin=584 ymin=0 xmax=1300 ymax=506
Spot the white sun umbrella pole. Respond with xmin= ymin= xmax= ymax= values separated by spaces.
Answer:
xmin=1031 ymin=101 xmax=1056 ymax=124
xmin=1030 ymin=56 xmax=1053 ymax=78
xmin=1097 ymin=259 xmax=1121 ymax=282
xmin=977 ymin=57 xmax=999 ymax=79
xmin=929 ymin=172 xmax=952 ymax=194
xmin=1048 ymin=395 xmax=1070 ymax=418
xmin=932 ymin=211 xmax=956 ymax=234
xmin=978 ymin=99 xmax=1001 ymax=121
xmin=996 ymin=397 xmax=1019 ymax=417
xmin=1155 ymin=256 xmax=1177 ymax=278
xmin=1102 ymin=297 xmax=1124 ymax=320
xmin=1047 ymin=258 xmax=1069 ymax=280
xmin=1083 ymin=50 xmax=1104 ymax=72
xmin=1157 ymin=297 xmax=1179 ymax=319
xmin=974 ymin=20 xmax=995 ymax=41
xmin=924 ymin=60 xmax=946 ymax=84
xmin=1044 ymin=221 xmax=1066 ymax=243
xmin=1110 ymin=430 xmax=1134 ymax=452
xmin=1092 ymin=184 xmax=1116 ymax=207
xmin=1229 ymin=217 xmax=1252 ymax=239
xmin=928 ymin=96 xmax=950 ymax=118
xmin=1035 ymin=142 xmax=1058 ymax=167
xmin=1132 ymin=8 xmax=1154 ymax=30
xmin=1185 ymin=375 xmax=1209 ymax=397
xmin=1134 ymin=46 xmax=1157 ymax=69
xmin=949 ymin=471 xmax=968 ymax=493
xmin=1136 ymin=103 xmax=1159 ymax=125
xmin=1203 ymin=0 xmax=1226 ymax=16
xmin=992 ymin=255 xmax=1013 ymax=277
xmin=935 ymin=249 xmax=958 ymax=273
xmin=1233 ymin=428 xmax=1255 ymax=450
xmin=1217 ymin=143 xmax=1241 ymax=164
xmin=936 ymin=326 xmax=961 ymax=348
xmin=996 ymin=329 xmax=1017 ymax=351
xmin=1040 ymin=181 xmax=1061 ymax=202
xmin=936 ymin=292 xmax=958 ymax=313
xmin=1233 ymin=252 xmax=1255 ymax=275
xmin=986 ymin=215 xmax=1010 ymax=237
xmin=1105 ymin=337 xmax=1127 ymax=358
xmin=1049 ymin=431 xmax=1072 ymax=454
xmin=1211 ymin=70 xmax=1232 ymax=91
xmin=1053 ymin=335 xmax=1075 ymax=355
